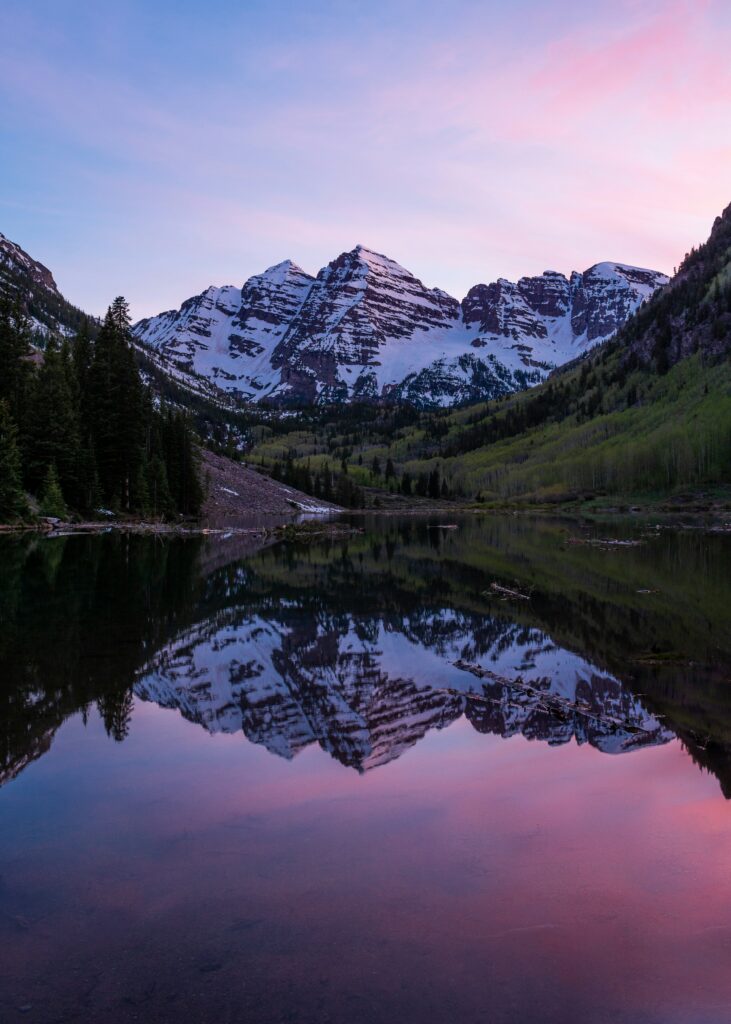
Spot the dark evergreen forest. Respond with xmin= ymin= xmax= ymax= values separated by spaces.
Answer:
xmin=0 ymin=296 xmax=202 ymax=521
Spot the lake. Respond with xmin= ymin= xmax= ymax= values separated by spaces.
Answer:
xmin=2 ymin=515 xmax=731 ymax=1023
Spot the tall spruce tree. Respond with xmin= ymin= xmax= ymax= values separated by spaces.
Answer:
xmin=40 ymin=463 xmax=67 ymax=518
xmin=89 ymin=297 xmax=144 ymax=511
xmin=25 ymin=338 xmax=83 ymax=504
xmin=0 ymin=400 xmax=28 ymax=520
xmin=162 ymin=409 xmax=203 ymax=516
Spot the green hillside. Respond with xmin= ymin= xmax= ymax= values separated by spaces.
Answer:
xmin=248 ymin=203 xmax=731 ymax=507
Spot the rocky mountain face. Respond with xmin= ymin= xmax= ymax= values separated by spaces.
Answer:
xmin=134 ymin=603 xmax=671 ymax=771
xmin=269 ymin=246 xmax=462 ymax=404
xmin=0 ymin=232 xmax=89 ymax=340
xmin=462 ymin=263 xmax=664 ymax=346
xmin=619 ymin=201 xmax=731 ymax=370
xmin=133 ymin=246 xmax=668 ymax=409
xmin=134 ymin=260 xmax=315 ymax=398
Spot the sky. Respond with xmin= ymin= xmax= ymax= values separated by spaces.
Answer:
xmin=1 ymin=0 xmax=729 ymax=319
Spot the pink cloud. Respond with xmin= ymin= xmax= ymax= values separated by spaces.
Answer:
xmin=1 ymin=1 xmax=729 ymax=316
xmin=529 ymin=1 xmax=716 ymax=118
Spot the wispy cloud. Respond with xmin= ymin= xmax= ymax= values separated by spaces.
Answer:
xmin=0 ymin=0 xmax=728 ymax=317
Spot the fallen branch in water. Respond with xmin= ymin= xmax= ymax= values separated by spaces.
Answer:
xmin=451 ymin=659 xmax=661 ymax=738
xmin=568 ymin=537 xmax=642 ymax=548
xmin=486 ymin=582 xmax=531 ymax=601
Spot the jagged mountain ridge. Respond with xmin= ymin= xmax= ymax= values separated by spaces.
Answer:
xmin=134 ymin=260 xmax=315 ymax=398
xmin=0 ymin=232 xmax=89 ymax=340
xmin=133 ymin=245 xmax=668 ymax=409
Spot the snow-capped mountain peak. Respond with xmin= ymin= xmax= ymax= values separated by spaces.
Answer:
xmin=134 ymin=603 xmax=673 ymax=772
xmin=132 ymin=247 xmax=669 ymax=408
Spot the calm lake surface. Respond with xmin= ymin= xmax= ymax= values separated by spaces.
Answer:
xmin=2 ymin=514 xmax=731 ymax=1023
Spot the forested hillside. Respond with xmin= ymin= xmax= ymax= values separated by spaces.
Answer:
xmin=0 ymin=296 xmax=202 ymax=522
xmin=247 ymin=203 xmax=731 ymax=506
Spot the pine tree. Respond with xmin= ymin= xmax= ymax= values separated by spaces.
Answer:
xmin=147 ymin=454 xmax=173 ymax=519
xmin=89 ymin=298 xmax=144 ymax=511
xmin=77 ymin=441 xmax=101 ymax=512
xmin=72 ymin=318 xmax=93 ymax=397
xmin=0 ymin=401 xmax=28 ymax=520
xmin=25 ymin=339 xmax=82 ymax=503
xmin=0 ymin=296 xmax=33 ymax=429
xmin=72 ymin=317 xmax=94 ymax=436
xmin=97 ymin=688 xmax=134 ymax=742
xmin=133 ymin=460 xmax=151 ymax=517
xmin=160 ymin=410 xmax=202 ymax=517
xmin=40 ymin=463 xmax=67 ymax=518
xmin=0 ymin=291 xmax=203 ymax=522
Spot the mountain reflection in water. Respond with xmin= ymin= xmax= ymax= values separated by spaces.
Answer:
xmin=1 ymin=514 xmax=730 ymax=791
xmin=134 ymin=605 xmax=671 ymax=770
xmin=5 ymin=516 xmax=731 ymax=1024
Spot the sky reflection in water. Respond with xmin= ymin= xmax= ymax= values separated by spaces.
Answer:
xmin=1 ymin=516 xmax=731 ymax=1023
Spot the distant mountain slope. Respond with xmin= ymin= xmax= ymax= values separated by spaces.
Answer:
xmin=246 ymin=202 xmax=731 ymax=505
xmin=619 ymin=201 xmax=731 ymax=370
xmin=0 ymin=232 xmax=90 ymax=340
xmin=133 ymin=245 xmax=667 ymax=409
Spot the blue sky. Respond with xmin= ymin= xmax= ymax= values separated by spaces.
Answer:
xmin=1 ymin=0 xmax=729 ymax=318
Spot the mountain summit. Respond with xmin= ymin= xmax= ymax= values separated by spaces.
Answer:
xmin=133 ymin=248 xmax=668 ymax=408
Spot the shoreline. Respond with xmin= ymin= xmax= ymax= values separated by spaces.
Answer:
xmin=2 ymin=500 xmax=731 ymax=537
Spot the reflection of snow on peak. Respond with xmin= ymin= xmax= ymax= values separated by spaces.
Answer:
xmin=135 ymin=607 xmax=671 ymax=770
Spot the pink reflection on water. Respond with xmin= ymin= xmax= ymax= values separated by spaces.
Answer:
xmin=1 ymin=706 xmax=730 ymax=1022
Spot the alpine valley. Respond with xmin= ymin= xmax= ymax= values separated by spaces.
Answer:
xmin=8 ymin=7 xmax=731 ymax=1023
xmin=2 ymin=203 xmax=731 ymax=518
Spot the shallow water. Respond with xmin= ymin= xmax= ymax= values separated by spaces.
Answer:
xmin=2 ymin=515 xmax=731 ymax=1023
